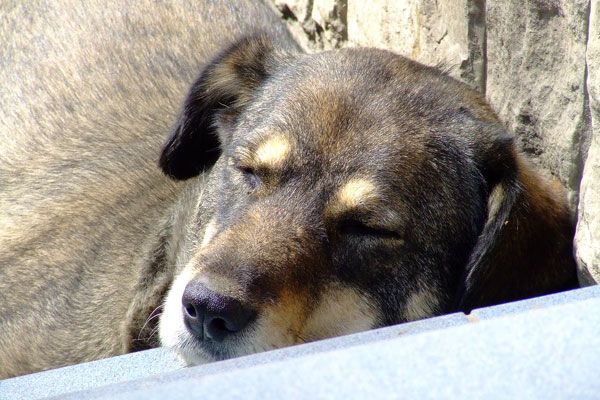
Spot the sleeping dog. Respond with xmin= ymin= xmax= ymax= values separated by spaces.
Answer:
xmin=0 ymin=0 xmax=577 ymax=378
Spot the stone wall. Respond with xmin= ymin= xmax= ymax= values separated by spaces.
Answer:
xmin=271 ymin=0 xmax=599 ymax=285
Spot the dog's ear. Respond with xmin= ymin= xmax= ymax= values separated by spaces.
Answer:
xmin=159 ymin=34 xmax=285 ymax=180
xmin=456 ymin=120 xmax=578 ymax=312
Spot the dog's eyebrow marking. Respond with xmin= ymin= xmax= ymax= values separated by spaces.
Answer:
xmin=255 ymin=135 xmax=291 ymax=167
xmin=332 ymin=178 xmax=378 ymax=213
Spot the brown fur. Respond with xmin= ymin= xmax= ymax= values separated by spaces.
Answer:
xmin=457 ymin=156 xmax=577 ymax=310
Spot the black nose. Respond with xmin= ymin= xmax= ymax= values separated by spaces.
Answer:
xmin=181 ymin=281 xmax=256 ymax=342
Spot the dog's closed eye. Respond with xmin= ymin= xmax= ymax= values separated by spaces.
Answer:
xmin=238 ymin=165 xmax=261 ymax=190
xmin=338 ymin=219 xmax=403 ymax=240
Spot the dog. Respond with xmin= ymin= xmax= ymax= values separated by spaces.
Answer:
xmin=0 ymin=1 xmax=578 ymax=378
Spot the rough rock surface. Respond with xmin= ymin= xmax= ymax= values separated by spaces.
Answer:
xmin=271 ymin=0 xmax=486 ymax=91
xmin=575 ymin=0 xmax=600 ymax=285
xmin=270 ymin=0 xmax=599 ymax=284
xmin=486 ymin=0 xmax=590 ymax=212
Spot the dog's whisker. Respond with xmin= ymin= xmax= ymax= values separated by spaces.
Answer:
xmin=136 ymin=306 xmax=163 ymax=341
xmin=146 ymin=326 xmax=160 ymax=341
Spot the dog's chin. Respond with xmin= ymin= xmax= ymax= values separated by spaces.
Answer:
xmin=169 ymin=336 xmax=216 ymax=366
xmin=161 ymin=328 xmax=277 ymax=366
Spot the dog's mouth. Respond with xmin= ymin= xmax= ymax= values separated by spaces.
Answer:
xmin=180 ymin=303 xmax=259 ymax=361
xmin=166 ymin=310 xmax=295 ymax=366
xmin=162 ymin=321 xmax=249 ymax=365
xmin=181 ymin=330 xmax=240 ymax=362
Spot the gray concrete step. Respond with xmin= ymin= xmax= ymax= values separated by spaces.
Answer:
xmin=1 ymin=285 xmax=599 ymax=400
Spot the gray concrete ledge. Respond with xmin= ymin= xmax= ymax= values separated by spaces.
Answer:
xmin=0 ymin=348 xmax=182 ymax=400
xmin=1 ymin=285 xmax=599 ymax=400
xmin=471 ymin=284 xmax=600 ymax=320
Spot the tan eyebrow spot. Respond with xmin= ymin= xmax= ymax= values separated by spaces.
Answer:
xmin=255 ymin=135 xmax=291 ymax=167
xmin=334 ymin=178 xmax=378 ymax=211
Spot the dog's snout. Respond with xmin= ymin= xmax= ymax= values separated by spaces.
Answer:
xmin=181 ymin=281 xmax=255 ymax=342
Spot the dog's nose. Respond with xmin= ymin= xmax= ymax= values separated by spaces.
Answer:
xmin=181 ymin=281 xmax=255 ymax=342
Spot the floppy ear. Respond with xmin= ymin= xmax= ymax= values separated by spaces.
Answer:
xmin=456 ymin=122 xmax=578 ymax=312
xmin=159 ymin=34 xmax=285 ymax=180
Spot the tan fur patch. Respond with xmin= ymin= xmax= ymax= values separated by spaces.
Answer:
xmin=404 ymin=289 xmax=439 ymax=321
xmin=227 ymin=287 xmax=311 ymax=355
xmin=195 ymin=271 xmax=245 ymax=300
xmin=200 ymin=219 xmax=218 ymax=249
xmin=301 ymin=284 xmax=377 ymax=341
xmin=329 ymin=178 xmax=378 ymax=215
xmin=255 ymin=135 xmax=291 ymax=168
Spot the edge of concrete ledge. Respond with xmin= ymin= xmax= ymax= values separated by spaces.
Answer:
xmin=52 ymin=295 xmax=600 ymax=400
xmin=2 ymin=285 xmax=598 ymax=400
xmin=470 ymin=283 xmax=600 ymax=320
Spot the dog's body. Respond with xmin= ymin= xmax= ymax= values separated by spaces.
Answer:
xmin=0 ymin=1 xmax=297 ymax=378
xmin=1 ymin=1 xmax=577 ymax=378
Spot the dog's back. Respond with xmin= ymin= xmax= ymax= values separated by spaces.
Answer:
xmin=0 ymin=0 xmax=297 ymax=378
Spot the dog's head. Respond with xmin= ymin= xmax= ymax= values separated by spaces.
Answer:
xmin=156 ymin=35 xmax=576 ymax=364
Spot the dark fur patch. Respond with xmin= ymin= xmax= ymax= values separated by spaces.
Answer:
xmin=159 ymin=34 xmax=281 ymax=180
xmin=122 ymin=222 xmax=175 ymax=352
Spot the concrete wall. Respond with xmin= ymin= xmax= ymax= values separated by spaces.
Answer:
xmin=271 ymin=0 xmax=600 ymax=285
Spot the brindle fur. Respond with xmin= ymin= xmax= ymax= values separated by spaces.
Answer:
xmin=1 ymin=1 xmax=577 ymax=378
